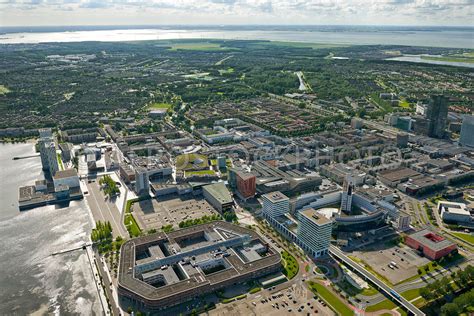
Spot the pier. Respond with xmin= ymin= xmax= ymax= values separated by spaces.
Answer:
xmin=13 ymin=153 xmax=40 ymax=160
xmin=51 ymin=242 xmax=92 ymax=256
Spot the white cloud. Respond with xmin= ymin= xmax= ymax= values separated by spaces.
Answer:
xmin=0 ymin=0 xmax=472 ymax=26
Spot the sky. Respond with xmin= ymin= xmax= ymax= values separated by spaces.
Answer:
xmin=0 ymin=0 xmax=473 ymax=27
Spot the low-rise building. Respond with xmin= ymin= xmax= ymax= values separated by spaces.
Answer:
xmin=405 ymin=229 xmax=457 ymax=260
xmin=438 ymin=201 xmax=473 ymax=224
xmin=119 ymin=163 xmax=136 ymax=184
xmin=53 ymin=169 xmax=80 ymax=190
xmin=202 ymin=182 xmax=234 ymax=212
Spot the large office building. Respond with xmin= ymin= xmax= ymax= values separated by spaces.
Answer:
xmin=135 ymin=167 xmax=150 ymax=196
xmin=41 ymin=141 xmax=59 ymax=177
xmin=297 ymin=208 xmax=333 ymax=257
xmin=426 ymin=94 xmax=449 ymax=139
xmin=460 ymin=115 xmax=474 ymax=148
xmin=202 ymin=182 xmax=234 ymax=212
xmin=38 ymin=128 xmax=59 ymax=177
xmin=118 ymin=222 xmax=281 ymax=310
xmin=437 ymin=201 xmax=473 ymax=224
xmin=236 ymin=172 xmax=256 ymax=200
xmin=262 ymin=191 xmax=290 ymax=219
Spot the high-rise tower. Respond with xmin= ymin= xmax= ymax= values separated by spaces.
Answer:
xmin=340 ymin=176 xmax=354 ymax=213
xmin=426 ymin=95 xmax=448 ymax=139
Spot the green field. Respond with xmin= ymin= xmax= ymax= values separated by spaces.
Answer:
xmin=421 ymin=55 xmax=474 ymax=64
xmin=399 ymin=99 xmax=410 ymax=108
xmin=218 ymin=67 xmax=235 ymax=75
xmin=176 ymin=153 xmax=208 ymax=171
xmin=401 ymin=288 xmax=421 ymax=301
xmin=184 ymin=170 xmax=216 ymax=177
xmin=365 ymin=299 xmax=397 ymax=312
xmin=57 ymin=153 xmax=64 ymax=170
xmin=281 ymin=250 xmax=299 ymax=279
xmin=370 ymin=93 xmax=393 ymax=113
xmin=124 ymin=213 xmax=141 ymax=237
xmin=308 ymin=281 xmax=354 ymax=316
xmin=147 ymin=102 xmax=171 ymax=110
xmin=452 ymin=232 xmax=474 ymax=244
xmin=337 ymin=279 xmax=379 ymax=297
xmin=0 ymin=85 xmax=10 ymax=95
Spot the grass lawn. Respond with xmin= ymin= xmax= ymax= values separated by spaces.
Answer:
xmin=452 ymin=232 xmax=474 ymax=244
xmin=184 ymin=170 xmax=216 ymax=177
xmin=0 ymin=85 xmax=10 ymax=95
xmin=281 ymin=250 xmax=299 ymax=280
xmin=308 ymin=281 xmax=354 ymax=316
xmin=249 ymin=287 xmax=261 ymax=294
xmin=370 ymin=93 xmax=393 ymax=113
xmin=421 ymin=55 xmax=474 ymax=64
xmin=176 ymin=153 xmax=208 ymax=171
xmin=365 ymin=299 xmax=397 ymax=312
xmin=218 ymin=67 xmax=234 ymax=75
xmin=396 ymin=261 xmax=440 ymax=285
xmin=147 ymin=102 xmax=171 ymax=110
xmin=401 ymin=288 xmax=421 ymax=301
xmin=337 ymin=279 xmax=378 ymax=297
xmin=412 ymin=297 xmax=426 ymax=308
xmin=57 ymin=153 xmax=64 ymax=170
xmin=399 ymin=99 xmax=410 ymax=108
xmin=124 ymin=213 xmax=141 ymax=237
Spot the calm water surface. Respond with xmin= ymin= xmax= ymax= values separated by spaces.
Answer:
xmin=0 ymin=142 xmax=100 ymax=315
xmin=0 ymin=28 xmax=472 ymax=48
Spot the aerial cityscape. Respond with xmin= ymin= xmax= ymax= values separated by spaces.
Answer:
xmin=1 ymin=2 xmax=474 ymax=316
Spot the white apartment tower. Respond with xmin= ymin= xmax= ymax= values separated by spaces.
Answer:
xmin=297 ymin=208 xmax=332 ymax=257
xmin=262 ymin=191 xmax=290 ymax=219
xmin=38 ymin=128 xmax=59 ymax=177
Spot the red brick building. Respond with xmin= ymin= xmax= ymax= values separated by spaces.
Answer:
xmin=405 ymin=229 xmax=457 ymax=260
xmin=236 ymin=172 xmax=256 ymax=200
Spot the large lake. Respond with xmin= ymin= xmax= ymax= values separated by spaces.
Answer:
xmin=0 ymin=142 xmax=100 ymax=315
xmin=0 ymin=26 xmax=473 ymax=48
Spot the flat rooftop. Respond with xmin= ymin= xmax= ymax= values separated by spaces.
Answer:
xmin=118 ymin=221 xmax=281 ymax=305
xmin=439 ymin=201 xmax=471 ymax=216
xmin=408 ymin=229 xmax=456 ymax=251
xmin=262 ymin=191 xmax=289 ymax=203
xmin=379 ymin=167 xmax=420 ymax=182
xmin=300 ymin=208 xmax=332 ymax=226
xmin=202 ymin=182 xmax=233 ymax=204
xmin=53 ymin=168 xmax=78 ymax=179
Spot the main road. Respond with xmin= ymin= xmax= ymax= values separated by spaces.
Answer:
xmin=86 ymin=180 xmax=128 ymax=238
xmin=329 ymin=245 xmax=425 ymax=316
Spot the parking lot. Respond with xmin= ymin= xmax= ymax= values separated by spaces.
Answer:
xmin=132 ymin=195 xmax=217 ymax=231
xmin=353 ymin=244 xmax=430 ymax=284
xmin=210 ymin=282 xmax=334 ymax=316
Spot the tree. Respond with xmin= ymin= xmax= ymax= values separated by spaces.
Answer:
xmin=441 ymin=303 xmax=460 ymax=316
xmin=419 ymin=287 xmax=433 ymax=301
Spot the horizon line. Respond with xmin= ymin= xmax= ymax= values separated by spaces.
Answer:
xmin=1 ymin=23 xmax=472 ymax=29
